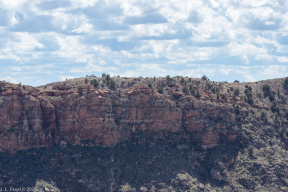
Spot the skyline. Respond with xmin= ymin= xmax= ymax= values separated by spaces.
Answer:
xmin=0 ymin=0 xmax=288 ymax=86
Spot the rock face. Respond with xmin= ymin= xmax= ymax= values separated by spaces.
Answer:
xmin=0 ymin=85 xmax=238 ymax=153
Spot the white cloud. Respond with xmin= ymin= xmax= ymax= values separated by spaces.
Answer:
xmin=255 ymin=54 xmax=273 ymax=62
xmin=258 ymin=65 xmax=286 ymax=76
xmin=242 ymin=55 xmax=250 ymax=65
xmin=0 ymin=0 xmax=288 ymax=86
xmin=228 ymin=42 xmax=267 ymax=56
xmin=3 ymin=76 xmax=18 ymax=84
xmin=277 ymin=56 xmax=288 ymax=63
xmin=219 ymin=68 xmax=232 ymax=75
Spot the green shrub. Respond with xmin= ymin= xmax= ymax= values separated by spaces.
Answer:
xmin=110 ymin=79 xmax=116 ymax=87
xmin=284 ymin=78 xmax=288 ymax=87
xmin=244 ymin=88 xmax=253 ymax=104
xmin=105 ymin=74 xmax=111 ymax=80
xmin=216 ymin=93 xmax=219 ymax=100
xmin=90 ymin=79 xmax=99 ymax=88
xmin=180 ymin=77 xmax=184 ymax=84
xmin=234 ymin=88 xmax=240 ymax=96
xmin=85 ymin=79 xmax=88 ymax=84
xmin=260 ymin=111 xmax=267 ymax=121
xmin=285 ymin=111 xmax=288 ymax=119
xmin=87 ymin=86 xmax=90 ymax=91
xmin=182 ymin=86 xmax=188 ymax=95
xmin=262 ymin=84 xmax=270 ymax=97
xmin=148 ymin=82 xmax=152 ymax=88
xmin=235 ymin=105 xmax=240 ymax=115
xmin=166 ymin=75 xmax=172 ymax=82
xmin=194 ymin=89 xmax=200 ymax=98
xmin=201 ymin=75 xmax=208 ymax=80
xmin=276 ymin=169 xmax=283 ymax=177
xmin=102 ymin=73 xmax=106 ymax=77
xmin=234 ymin=80 xmax=239 ymax=83
xmin=269 ymin=94 xmax=275 ymax=101
xmin=270 ymin=100 xmax=279 ymax=113
xmin=78 ymin=86 xmax=83 ymax=93
xmin=157 ymin=86 xmax=163 ymax=94
xmin=174 ymin=92 xmax=181 ymax=99
xmin=221 ymin=94 xmax=227 ymax=101
xmin=236 ymin=115 xmax=241 ymax=122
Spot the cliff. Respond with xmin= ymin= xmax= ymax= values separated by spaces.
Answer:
xmin=1 ymin=76 xmax=288 ymax=191
xmin=0 ymin=80 xmax=239 ymax=153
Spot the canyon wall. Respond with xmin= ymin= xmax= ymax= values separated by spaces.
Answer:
xmin=0 ymin=89 xmax=239 ymax=153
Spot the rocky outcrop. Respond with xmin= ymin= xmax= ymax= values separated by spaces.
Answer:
xmin=0 ymin=83 xmax=239 ymax=153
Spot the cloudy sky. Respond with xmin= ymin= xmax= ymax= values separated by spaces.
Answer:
xmin=0 ymin=0 xmax=288 ymax=86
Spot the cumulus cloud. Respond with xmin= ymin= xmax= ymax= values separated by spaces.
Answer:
xmin=0 ymin=0 xmax=288 ymax=86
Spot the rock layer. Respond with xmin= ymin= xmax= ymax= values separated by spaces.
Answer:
xmin=0 ymin=87 xmax=238 ymax=153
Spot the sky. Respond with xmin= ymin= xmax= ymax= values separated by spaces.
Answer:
xmin=0 ymin=0 xmax=288 ymax=86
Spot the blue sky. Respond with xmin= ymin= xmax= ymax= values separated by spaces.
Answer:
xmin=0 ymin=0 xmax=288 ymax=86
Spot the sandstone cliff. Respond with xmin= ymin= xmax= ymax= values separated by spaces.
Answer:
xmin=1 ymin=76 xmax=288 ymax=191
xmin=0 ymin=79 xmax=241 ymax=153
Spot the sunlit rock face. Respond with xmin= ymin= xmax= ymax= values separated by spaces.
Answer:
xmin=0 ymin=83 xmax=238 ymax=153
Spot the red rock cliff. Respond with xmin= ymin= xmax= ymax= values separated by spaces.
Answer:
xmin=0 ymin=83 xmax=238 ymax=153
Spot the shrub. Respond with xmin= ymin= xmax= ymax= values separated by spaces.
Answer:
xmin=194 ymin=89 xmax=200 ymax=98
xmin=236 ymin=115 xmax=241 ymax=122
xmin=116 ymin=90 xmax=121 ymax=97
xmin=269 ymin=94 xmax=275 ymax=101
xmin=180 ymin=77 xmax=184 ymax=84
xmin=221 ymin=94 xmax=227 ymax=101
xmin=276 ymin=169 xmax=283 ymax=177
xmin=285 ymin=111 xmax=288 ymax=119
xmin=244 ymin=88 xmax=253 ymax=104
xmin=182 ymin=86 xmax=188 ymax=95
xmin=216 ymin=93 xmax=220 ymax=100
xmin=234 ymin=80 xmax=239 ymax=83
xmin=23 ymin=85 xmax=25 ymax=90
xmin=87 ymin=86 xmax=90 ymax=91
xmin=235 ymin=105 xmax=240 ymax=115
xmin=284 ymin=78 xmax=288 ymax=87
xmin=166 ymin=75 xmax=172 ymax=82
xmin=102 ymin=73 xmax=106 ymax=77
xmin=157 ymin=86 xmax=163 ymax=94
xmin=247 ymin=97 xmax=254 ymax=104
xmin=85 ymin=79 xmax=88 ymax=84
xmin=110 ymin=79 xmax=116 ymax=87
xmin=148 ymin=82 xmax=152 ymax=88
xmin=245 ymin=85 xmax=252 ymax=91
xmin=90 ymin=79 xmax=99 ymax=88
xmin=105 ymin=74 xmax=111 ymax=80
xmin=201 ymin=75 xmax=208 ymax=80
xmin=234 ymin=88 xmax=240 ymax=96
xmin=78 ymin=86 xmax=83 ymax=93
xmin=190 ymin=87 xmax=195 ymax=94
xmin=262 ymin=84 xmax=270 ymax=97
xmin=260 ymin=111 xmax=267 ymax=121
xmin=270 ymin=100 xmax=279 ymax=113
